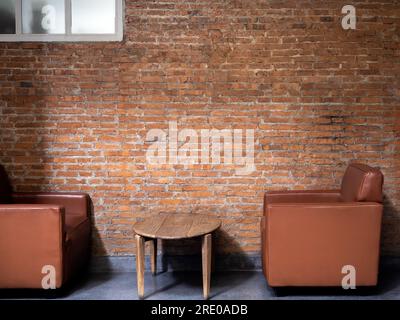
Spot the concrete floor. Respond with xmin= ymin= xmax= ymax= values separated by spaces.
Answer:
xmin=2 ymin=266 xmax=400 ymax=300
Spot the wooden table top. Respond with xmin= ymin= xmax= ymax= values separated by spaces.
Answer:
xmin=133 ymin=214 xmax=221 ymax=239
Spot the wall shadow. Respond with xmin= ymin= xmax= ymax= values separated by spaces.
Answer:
xmin=381 ymin=195 xmax=400 ymax=256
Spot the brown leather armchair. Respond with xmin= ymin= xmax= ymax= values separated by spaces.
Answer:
xmin=261 ymin=163 xmax=384 ymax=287
xmin=0 ymin=165 xmax=91 ymax=289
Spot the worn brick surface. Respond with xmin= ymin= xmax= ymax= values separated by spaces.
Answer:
xmin=0 ymin=0 xmax=399 ymax=256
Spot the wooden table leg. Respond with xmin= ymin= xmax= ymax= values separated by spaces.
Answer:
xmin=150 ymin=238 xmax=157 ymax=275
xmin=202 ymin=233 xmax=212 ymax=299
xmin=135 ymin=234 xmax=145 ymax=299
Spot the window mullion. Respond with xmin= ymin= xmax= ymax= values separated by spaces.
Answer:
xmin=15 ymin=0 xmax=22 ymax=35
xmin=66 ymin=0 xmax=71 ymax=35
xmin=116 ymin=0 xmax=120 ymax=36
xmin=116 ymin=0 xmax=123 ymax=41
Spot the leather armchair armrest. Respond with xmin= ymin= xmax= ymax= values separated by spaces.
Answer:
xmin=0 ymin=204 xmax=65 ymax=288
xmin=11 ymin=192 xmax=90 ymax=217
xmin=265 ymin=189 xmax=341 ymax=203
xmin=265 ymin=202 xmax=383 ymax=223
xmin=266 ymin=201 xmax=382 ymax=211
xmin=264 ymin=190 xmax=341 ymax=215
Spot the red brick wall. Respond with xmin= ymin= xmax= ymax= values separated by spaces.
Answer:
xmin=0 ymin=0 xmax=399 ymax=256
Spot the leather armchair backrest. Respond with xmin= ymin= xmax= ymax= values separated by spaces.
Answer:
xmin=0 ymin=165 xmax=12 ymax=204
xmin=340 ymin=163 xmax=384 ymax=203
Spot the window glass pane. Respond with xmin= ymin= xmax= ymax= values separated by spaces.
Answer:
xmin=22 ymin=0 xmax=65 ymax=34
xmin=71 ymin=0 xmax=115 ymax=34
xmin=0 ymin=0 xmax=16 ymax=34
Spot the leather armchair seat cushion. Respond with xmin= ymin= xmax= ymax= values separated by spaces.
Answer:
xmin=65 ymin=214 xmax=88 ymax=230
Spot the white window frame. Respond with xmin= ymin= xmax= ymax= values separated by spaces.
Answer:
xmin=0 ymin=0 xmax=124 ymax=42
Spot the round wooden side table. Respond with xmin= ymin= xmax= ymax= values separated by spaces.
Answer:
xmin=133 ymin=214 xmax=221 ymax=299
